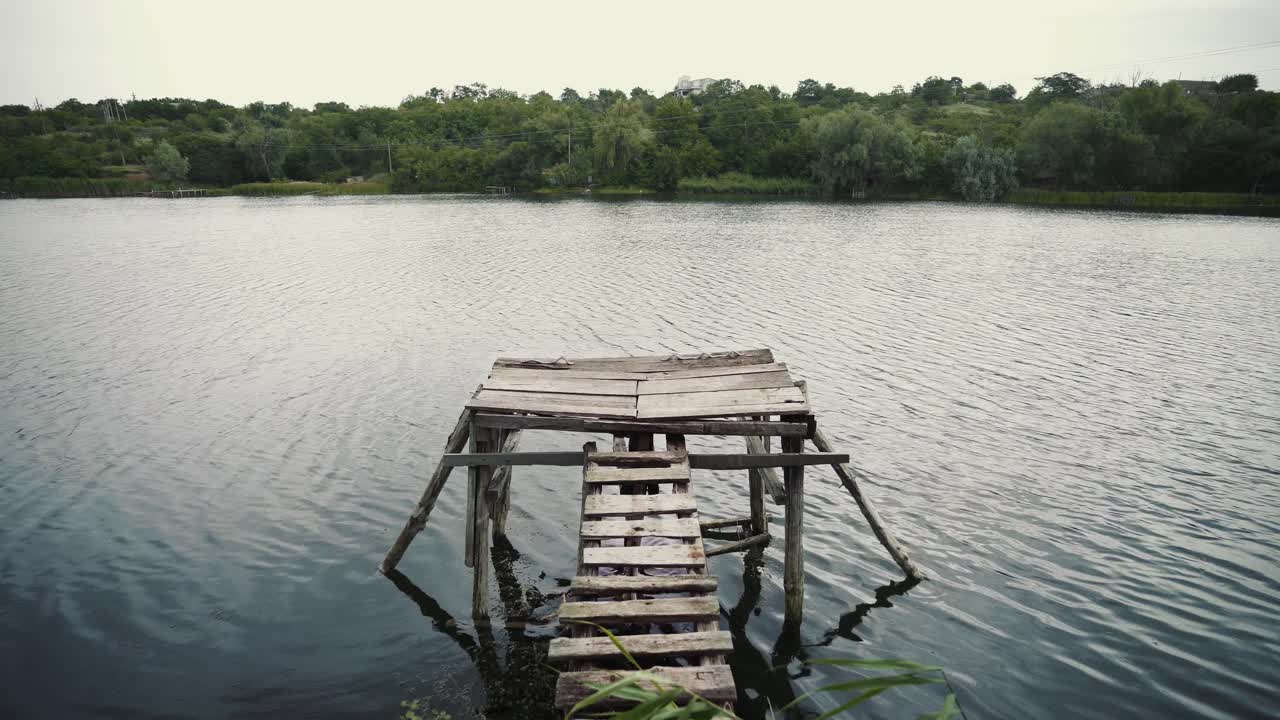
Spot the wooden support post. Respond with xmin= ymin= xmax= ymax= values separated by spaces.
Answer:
xmin=706 ymin=532 xmax=770 ymax=557
xmin=782 ymin=414 xmax=806 ymax=624
xmin=747 ymin=415 xmax=769 ymax=535
xmin=489 ymin=429 xmax=522 ymax=541
xmin=470 ymin=423 xmax=498 ymax=621
xmin=811 ymin=428 xmax=925 ymax=581
xmin=381 ymin=405 xmax=474 ymax=574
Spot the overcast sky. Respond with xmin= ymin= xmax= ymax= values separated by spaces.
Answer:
xmin=3 ymin=0 xmax=1278 ymax=108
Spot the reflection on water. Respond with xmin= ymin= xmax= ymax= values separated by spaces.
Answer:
xmin=1 ymin=196 xmax=1278 ymax=720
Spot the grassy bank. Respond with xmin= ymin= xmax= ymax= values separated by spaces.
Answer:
xmin=1006 ymin=189 xmax=1280 ymax=215
xmin=0 ymin=176 xmax=161 ymax=198
xmin=678 ymin=172 xmax=818 ymax=195
xmin=230 ymin=181 xmax=390 ymax=197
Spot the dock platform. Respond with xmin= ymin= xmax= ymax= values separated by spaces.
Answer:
xmin=380 ymin=348 xmax=924 ymax=713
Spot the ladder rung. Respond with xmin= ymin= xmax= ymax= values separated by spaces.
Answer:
xmin=548 ymin=630 xmax=732 ymax=662
xmin=555 ymin=665 xmax=735 ymax=708
xmin=569 ymin=575 xmax=718 ymax=596
xmin=583 ymin=544 xmax=706 ymax=568
xmin=559 ymin=596 xmax=719 ymax=624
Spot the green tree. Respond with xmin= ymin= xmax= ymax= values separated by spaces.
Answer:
xmin=802 ymin=107 xmax=920 ymax=197
xmin=146 ymin=140 xmax=190 ymax=184
xmin=989 ymin=83 xmax=1017 ymax=103
xmin=1217 ymin=74 xmax=1258 ymax=94
xmin=944 ymin=135 xmax=1018 ymax=200
xmin=1119 ymin=81 xmax=1206 ymax=186
xmin=1019 ymin=103 xmax=1153 ymax=189
xmin=592 ymin=100 xmax=653 ymax=181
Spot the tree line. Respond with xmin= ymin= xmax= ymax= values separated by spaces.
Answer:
xmin=1 ymin=71 xmax=1277 ymax=198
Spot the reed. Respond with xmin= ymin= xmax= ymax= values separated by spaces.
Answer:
xmin=564 ymin=624 xmax=960 ymax=720
xmin=3 ymin=176 xmax=146 ymax=197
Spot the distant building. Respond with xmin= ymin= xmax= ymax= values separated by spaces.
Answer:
xmin=1176 ymin=80 xmax=1218 ymax=97
xmin=674 ymin=76 xmax=716 ymax=97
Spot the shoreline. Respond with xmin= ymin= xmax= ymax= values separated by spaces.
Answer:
xmin=4 ymin=183 xmax=1278 ymax=217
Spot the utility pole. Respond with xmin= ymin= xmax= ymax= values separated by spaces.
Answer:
xmin=387 ymin=140 xmax=393 ymax=173
xmin=568 ymin=125 xmax=572 ymax=165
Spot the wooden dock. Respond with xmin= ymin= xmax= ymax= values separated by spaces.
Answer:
xmin=141 ymin=188 xmax=208 ymax=199
xmin=380 ymin=348 xmax=924 ymax=713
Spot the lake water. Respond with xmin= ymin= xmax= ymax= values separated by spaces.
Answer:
xmin=1 ymin=196 xmax=1277 ymax=720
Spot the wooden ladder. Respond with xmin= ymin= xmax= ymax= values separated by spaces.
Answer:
xmin=550 ymin=435 xmax=736 ymax=710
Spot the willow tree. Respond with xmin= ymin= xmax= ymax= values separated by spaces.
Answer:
xmin=592 ymin=100 xmax=652 ymax=182
xmin=944 ymin=135 xmax=1018 ymax=201
xmin=802 ymin=108 xmax=919 ymax=197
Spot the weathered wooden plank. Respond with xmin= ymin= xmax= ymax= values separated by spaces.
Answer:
xmin=637 ymin=386 xmax=808 ymax=419
xmin=497 ymin=348 xmax=773 ymax=374
xmin=483 ymin=373 xmax=637 ymax=396
xmin=589 ymin=450 xmax=686 ymax=465
xmin=471 ymin=413 xmax=810 ymax=437
xmin=549 ymin=631 xmax=733 ymax=661
xmin=585 ymin=464 xmax=690 ymax=484
xmin=583 ymin=544 xmax=707 ymax=567
xmin=554 ymin=666 xmax=736 ymax=707
xmin=688 ymin=452 xmax=846 ymax=470
xmin=489 ymin=367 xmax=649 ymax=381
xmin=443 ymin=451 xmax=584 ymax=467
xmin=559 ymin=596 xmax=718 ymax=623
xmin=579 ymin=518 xmax=702 ymax=539
xmin=467 ymin=389 xmax=636 ymax=419
xmin=706 ymin=532 xmax=770 ymax=557
xmin=638 ymin=370 xmax=795 ymax=396
xmin=645 ymin=362 xmax=789 ymax=380
xmin=569 ymin=575 xmax=718 ymax=595
xmin=583 ymin=494 xmax=698 ymax=516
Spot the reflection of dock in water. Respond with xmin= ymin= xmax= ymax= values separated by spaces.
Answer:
xmin=385 ymin=539 xmax=919 ymax=718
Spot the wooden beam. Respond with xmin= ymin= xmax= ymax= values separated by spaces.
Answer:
xmin=380 ymin=403 xmax=473 ymax=574
xmin=487 ymin=429 xmax=521 ymax=540
xmin=812 ymin=427 xmax=926 ymax=581
xmin=472 ymin=413 xmax=810 ymax=437
xmin=706 ymin=532 xmax=770 ymax=557
xmin=441 ymin=451 xmax=847 ymax=469
xmin=469 ymin=424 xmax=498 ymax=621
xmin=782 ymin=413 xmax=806 ymax=624
xmin=444 ymin=451 xmax=584 ymax=467
xmin=699 ymin=515 xmax=753 ymax=530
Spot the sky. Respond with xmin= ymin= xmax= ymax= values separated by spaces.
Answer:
xmin=2 ymin=0 xmax=1278 ymax=108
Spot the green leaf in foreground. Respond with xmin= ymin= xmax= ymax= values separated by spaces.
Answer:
xmin=916 ymin=692 xmax=961 ymax=720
